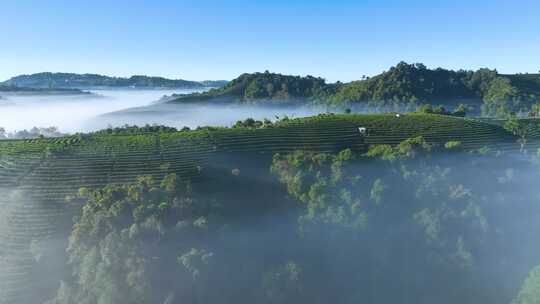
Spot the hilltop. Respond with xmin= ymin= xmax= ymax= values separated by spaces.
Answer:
xmin=1 ymin=72 xmax=228 ymax=90
xmin=167 ymin=71 xmax=334 ymax=104
xmin=331 ymin=63 xmax=540 ymax=116
xmin=0 ymin=113 xmax=534 ymax=168
xmin=166 ymin=62 xmax=540 ymax=116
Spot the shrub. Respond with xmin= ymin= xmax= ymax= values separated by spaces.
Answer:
xmin=444 ymin=141 xmax=462 ymax=150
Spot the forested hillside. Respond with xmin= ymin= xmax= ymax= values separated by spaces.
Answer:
xmin=1 ymin=73 xmax=228 ymax=89
xmin=168 ymin=71 xmax=335 ymax=103
xmin=168 ymin=62 xmax=540 ymax=117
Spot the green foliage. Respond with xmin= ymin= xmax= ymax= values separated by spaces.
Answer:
xmin=513 ymin=266 xmax=540 ymax=304
xmin=482 ymin=77 xmax=523 ymax=116
xmin=174 ymin=71 xmax=333 ymax=103
xmin=444 ymin=140 xmax=463 ymax=150
xmin=367 ymin=136 xmax=432 ymax=161
xmin=91 ymin=124 xmax=178 ymax=135
xmin=160 ymin=172 xmax=178 ymax=193
xmin=366 ymin=144 xmax=396 ymax=161
xmin=0 ymin=85 xmax=87 ymax=95
xmin=270 ymin=140 xmax=540 ymax=303
xmin=56 ymin=174 xmax=221 ymax=304
xmin=417 ymin=104 xmax=468 ymax=117
xmin=330 ymin=62 xmax=490 ymax=105
xmin=504 ymin=116 xmax=540 ymax=152
xmin=2 ymin=72 xmax=224 ymax=89
xmin=529 ymin=104 xmax=540 ymax=117
xmin=166 ymin=62 xmax=540 ymax=116
xmin=329 ymin=63 xmax=538 ymax=116
xmin=232 ymin=118 xmax=267 ymax=128
xmin=452 ymin=103 xmax=469 ymax=117
xmin=271 ymin=149 xmax=367 ymax=233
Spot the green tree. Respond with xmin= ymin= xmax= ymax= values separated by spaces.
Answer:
xmin=482 ymin=77 xmax=521 ymax=116
xmin=504 ymin=116 xmax=537 ymax=153
xmin=529 ymin=103 xmax=540 ymax=117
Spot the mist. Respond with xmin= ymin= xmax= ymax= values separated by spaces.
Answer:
xmin=0 ymin=89 xmax=463 ymax=137
xmin=95 ymin=102 xmax=330 ymax=130
xmin=0 ymin=89 xmax=337 ymax=135
xmin=0 ymin=89 xmax=202 ymax=133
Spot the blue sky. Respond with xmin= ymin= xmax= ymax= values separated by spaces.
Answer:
xmin=1 ymin=0 xmax=539 ymax=82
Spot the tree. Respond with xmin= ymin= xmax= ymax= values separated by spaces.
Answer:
xmin=529 ymin=103 xmax=540 ymax=117
xmin=504 ymin=116 xmax=537 ymax=153
xmin=444 ymin=140 xmax=462 ymax=151
xmin=482 ymin=77 xmax=522 ymax=117
xmin=452 ymin=104 xmax=468 ymax=117
xmin=418 ymin=104 xmax=434 ymax=114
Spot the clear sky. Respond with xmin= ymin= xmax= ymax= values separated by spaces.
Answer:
xmin=1 ymin=0 xmax=539 ymax=82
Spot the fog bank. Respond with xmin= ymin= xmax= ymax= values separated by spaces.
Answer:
xmin=0 ymin=89 xmax=202 ymax=133
xmin=95 ymin=103 xmax=330 ymax=130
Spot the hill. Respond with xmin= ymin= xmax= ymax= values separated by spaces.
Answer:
xmin=167 ymin=71 xmax=334 ymax=104
xmin=1 ymin=72 xmax=228 ymax=90
xmin=330 ymin=62 xmax=482 ymax=104
xmin=166 ymin=62 xmax=540 ymax=116
xmin=0 ymin=114 xmax=532 ymax=185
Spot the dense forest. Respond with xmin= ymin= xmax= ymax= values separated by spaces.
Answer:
xmin=168 ymin=62 xmax=540 ymax=117
xmin=1 ymin=73 xmax=228 ymax=89
xmin=29 ymin=137 xmax=540 ymax=304
xmin=169 ymin=71 xmax=335 ymax=104
xmin=329 ymin=62 xmax=540 ymax=116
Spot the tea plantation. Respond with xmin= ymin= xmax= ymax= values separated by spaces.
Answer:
xmin=0 ymin=113 xmax=538 ymax=303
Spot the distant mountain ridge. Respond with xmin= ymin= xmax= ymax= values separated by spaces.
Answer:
xmin=0 ymin=84 xmax=90 ymax=96
xmin=1 ymin=72 xmax=228 ymax=89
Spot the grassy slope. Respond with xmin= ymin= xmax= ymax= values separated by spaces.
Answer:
xmin=1 ymin=113 xmax=539 ymax=301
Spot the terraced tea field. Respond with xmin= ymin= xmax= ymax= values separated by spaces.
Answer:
xmin=0 ymin=113 xmax=538 ymax=303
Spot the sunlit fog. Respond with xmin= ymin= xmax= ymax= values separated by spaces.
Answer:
xmin=0 ymin=90 xmax=334 ymax=134
xmin=0 ymin=89 xmax=202 ymax=133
